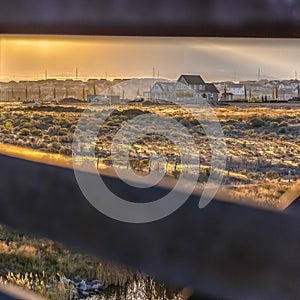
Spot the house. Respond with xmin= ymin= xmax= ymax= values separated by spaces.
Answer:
xmin=225 ymin=83 xmax=246 ymax=100
xmin=220 ymin=92 xmax=234 ymax=101
xmin=150 ymin=75 xmax=219 ymax=102
xmin=205 ymin=83 xmax=219 ymax=101
xmin=177 ymin=75 xmax=219 ymax=100
xmin=250 ymin=87 xmax=273 ymax=101
xmin=177 ymin=75 xmax=206 ymax=92
xmin=279 ymin=88 xmax=297 ymax=101
xmin=150 ymin=81 xmax=199 ymax=102
xmin=150 ymin=82 xmax=176 ymax=100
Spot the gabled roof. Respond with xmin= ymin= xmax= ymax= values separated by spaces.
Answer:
xmin=205 ymin=83 xmax=219 ymax=93
xmin=179 ymin=75 xmax=205 ymax=85
xmin=153 ymin=81 xmax=176 ymax=92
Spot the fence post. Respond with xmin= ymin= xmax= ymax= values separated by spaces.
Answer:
xmin=227 ymin=156 xmax=232 ymax=176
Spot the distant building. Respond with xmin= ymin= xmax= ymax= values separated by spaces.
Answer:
xmin=250 ymin=87 xmax=273 ymax=101
xmin=177 ymin=75 xmax=206 ymax=91
xmin=150 ymin=82 xmax=176 ymax=100
xmin=177 ymin=75 xmax=219 ymax=101
xmin=280 ymin=88 xmax=296 ymax=101
xmin=150 ymin=75 xmax=219 ymax=102
xmin=225 ymin=83 xmax=246 ymax=100
xmin=205 ymin=83 xmax=219 ymax=101
xmin=220 ymin=91 xmax=234 ymax=101
xmin=150 ymin=80 xmax=201 ymax=103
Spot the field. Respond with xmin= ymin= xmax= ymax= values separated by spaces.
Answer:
xmin=0 ymin=101 xmax=299 ymax=298
xmin=0 ymin=101 xmax=299 ymax=205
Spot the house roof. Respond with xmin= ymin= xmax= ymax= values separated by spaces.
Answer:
xmin=205 ymin=83 xmax=219 ymax=93
xmin=154 ymin=81 xmax=176 ymax=92
xmin=179 ymin=75 xmax=205 ymax=85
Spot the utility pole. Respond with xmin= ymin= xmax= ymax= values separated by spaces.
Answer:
xmin=76 ymin=68 xmax=78 ymax=80
xmin=295 ymin=70 xmax=297 ymax=80
xmin=45 ymin=70 xmax=48 ymax=80
xmin=152 ymin=67 xmax=155 ymax=78
xmin=258 ymin=67 xmax=261 ymax=81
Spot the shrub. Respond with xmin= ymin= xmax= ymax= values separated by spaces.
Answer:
xmin=20 ymin=122 xmax=32 ymax=129
xmin=249 ymin=116 xmax=265 ymax=127
xmin=279 ymin=121 xmax=288 ymax=127
xmin=58 ymin=128 xmax=68 ymax=136
xmin=19 ymin=128 xmax=30 ymax=136
xmin=51 ymin=142 xmax=61 ymax=150
xmin=180 ymin=119 xmax=191 ymax=128
xmin=58 ymin=118 xmax=71 ymax=128
xmin=266 ymin=170 xmax=279 ymax=180
xmin=43 ymin=135 xmax=51 ymax=142
xmin=198 ymin=171 xmax=208 ymax=182
xmin=278 ymin=126 xmax=287 ymax=133
xmin=31 ymin=129 xmax=43 ymax=136
xmin=172 ymin=170 xmax=181 ymax=179
xmin=223 ymin=125 xmax=234 ymax=131
xmin=70 ymin=125 xmax=77 ymax=132
xmin=4 ymin=119 xmax=13 ymax=131
xmin=59 ymin=147 xmax=72 ymax=156
xmin=47 ymin=125 xmax=61 ymax=135
xmin=1 ymin=129 xmax=11 ymax=134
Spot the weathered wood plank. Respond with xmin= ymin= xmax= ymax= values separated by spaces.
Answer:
xmin=0 ymin=0 xmax=300 ymax=37
xmin=0 ymin=153 xmax=300 ymax=299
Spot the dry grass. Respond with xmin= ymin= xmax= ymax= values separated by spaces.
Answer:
xmin=0 ymin=101 xmax=299 ymax=298
xmin=0 ymin=224 xmax=182 ymax=299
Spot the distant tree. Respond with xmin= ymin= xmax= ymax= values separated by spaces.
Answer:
xmin=82 ymin=86 xmax=86 ymax=101
xmin=275 ymin=84 xmax=278 ymax=99
xmin=25 ymin=85 xmax=28 ymax=101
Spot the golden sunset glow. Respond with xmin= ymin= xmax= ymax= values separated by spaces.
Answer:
xmin=1 ymin=35 xmax=300 ymax=82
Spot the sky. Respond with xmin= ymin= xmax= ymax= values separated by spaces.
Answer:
xmin=1 ymin=35 xmax=300 ymax=82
